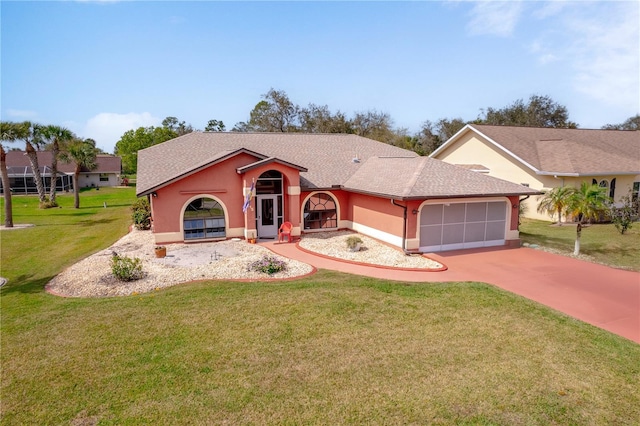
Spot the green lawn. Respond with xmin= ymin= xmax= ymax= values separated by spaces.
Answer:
xmin=1 ymin=191 xmax=639 ymax=424
xmin=520 ymin=218 xmax=640 ymax=271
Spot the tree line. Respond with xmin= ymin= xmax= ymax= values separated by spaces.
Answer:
xmin=115 ymin=89 xmax=639 ymax=174
xmin=0 ymin=121 xmax=102 ymax=227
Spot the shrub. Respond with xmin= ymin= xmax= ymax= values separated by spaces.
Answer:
xmin=248 ymin=255 xmax=287 ymax=275
xmin=609 ymin=193 xmax=639 ymax=235
xmin=111 ymin=254 xmax=144 ymax=281
xmin=131 ymin=198 xmax=151 ymax=230
xmin=346 ymin=235 xmax=363 ymax=250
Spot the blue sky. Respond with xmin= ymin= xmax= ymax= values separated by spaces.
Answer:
xmin=2 ymin=0 xmax=638 ymax=154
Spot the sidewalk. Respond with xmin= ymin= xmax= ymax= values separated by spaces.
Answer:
xmin=263 ymin=241 xmax=640 ymax=344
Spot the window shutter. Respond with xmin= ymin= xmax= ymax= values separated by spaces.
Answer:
xmin=609 ymin=178 xmax=616 ymax=199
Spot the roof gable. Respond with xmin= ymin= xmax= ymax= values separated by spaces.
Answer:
xmin=136 ymin=132 xmax=418 ymax=195
xmin=433 ymin=125 xmax=640 ymax=176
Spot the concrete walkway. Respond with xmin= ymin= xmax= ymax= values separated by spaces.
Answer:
xmin=263 ymin=241 xmax=640 ymax=344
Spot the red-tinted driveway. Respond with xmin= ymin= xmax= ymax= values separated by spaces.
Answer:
xmin=265 ymin=242 xmax=640 ymax=344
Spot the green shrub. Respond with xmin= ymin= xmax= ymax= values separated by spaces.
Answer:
xmin=346 ymin=235 xmax=363 ymax=250
xmin=609 ymin=193 xmax=639 ymax=235
xmin=248 ymin=255 xmax=287 ymax=275
xmin=131 ymin=198 xmax=151 ymax=230
xmin=111 ymin=254 xmax=144 ymax=281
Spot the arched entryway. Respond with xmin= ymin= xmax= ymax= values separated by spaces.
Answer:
xmin=255 ymin=170 xmax=284 ymax=239
xmin=183 ymin=197 xmax=226 ymax=240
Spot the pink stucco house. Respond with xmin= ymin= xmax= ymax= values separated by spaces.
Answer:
xmin=136 ymin=132 xmax=538 ymax=252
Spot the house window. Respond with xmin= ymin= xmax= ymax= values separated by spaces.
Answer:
xmin=183 ymin=198 xmax=226 ymax=240
xmin=633 ymin=182 xmax=640 ymax=203
xmin=99 ymin=173 xmax=109 ymax=182
xmin=304 ymin=193 xmax=338 ymax=230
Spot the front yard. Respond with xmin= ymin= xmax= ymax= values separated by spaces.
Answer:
xmin=1 ymin=191 xmax=639 ymax=424
xmin=519 ymin=218 xmax=640 ymax=271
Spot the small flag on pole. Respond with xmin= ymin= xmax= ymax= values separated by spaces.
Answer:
xmin=242 ymin=181 xmax=255 ymax=213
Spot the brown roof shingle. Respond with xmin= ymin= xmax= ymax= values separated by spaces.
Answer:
xmin=5 ymin=151 xmax=121 ymax=174
xmin=137 ymin=132 xmax=538 ymax=199
xmin=343 ymin=156 xmax=539 ymax=199
xmin=468 ymin=125 xmax=640 ymax=175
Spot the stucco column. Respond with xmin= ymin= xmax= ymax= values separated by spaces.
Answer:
xmin=287 ymin=185 xmax=302 ymax=236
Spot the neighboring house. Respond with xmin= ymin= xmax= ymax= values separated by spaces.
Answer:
xmin=1 ymin=151 xmax=122 ymax=194
xmin=137 ymin=132 xmax=538 ymax=253
xmin=430 ymin=125 xmax=640 ymax=221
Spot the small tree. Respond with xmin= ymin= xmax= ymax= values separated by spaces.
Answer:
xmin=609 ymin=192 xmax=639 ymax=235
xmin=537 ymin=186 xmax=576 ymax=225
xmin=62 ymin=138 xmax=98 ymax=209
xmin=567 ymin=183 xmax=609 ymax=255
xmin=131 ymin=198 xmax=151 ymax=230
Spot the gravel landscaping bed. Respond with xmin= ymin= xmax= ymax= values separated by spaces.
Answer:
xmin=299 ymin=230 xmax=443 ymax=269
xmin=46 ymin=229 xmax=313 ymax=298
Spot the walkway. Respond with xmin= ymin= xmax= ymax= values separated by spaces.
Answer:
xmin=263 ymin=241 xmax=640 ymax=344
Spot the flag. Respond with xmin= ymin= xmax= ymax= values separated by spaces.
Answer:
xmin=242 ymin=181 xmax=255 ymax=213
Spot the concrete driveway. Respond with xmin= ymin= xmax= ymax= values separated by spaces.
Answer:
xmin=266 ymin=242 xmax=640 ymax=344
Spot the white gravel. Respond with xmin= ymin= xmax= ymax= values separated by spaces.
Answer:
xmin=299 ymin=230 xmax=443 ymax=269
xmin=46 ymin=229 xmax=443 ymax=298
xmin=46 ymin=229 xmax=313 ymax=298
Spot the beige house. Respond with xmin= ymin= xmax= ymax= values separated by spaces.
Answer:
xmin=430 ymin=125 xmax=640 ymax=221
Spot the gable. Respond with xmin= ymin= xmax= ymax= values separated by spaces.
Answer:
xmin=433 ymin=125 xmax=640 ymax=176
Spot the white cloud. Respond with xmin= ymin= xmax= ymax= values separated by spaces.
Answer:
xmin=82 ymin=112 xmax=161 ymax=154
xmin=466 ymin=1 xmax=524 ymax=37
xmin=6 ymin=109 xmax=38 ymax=119
xmin=567 ymin=3 xmax=640 ymax=111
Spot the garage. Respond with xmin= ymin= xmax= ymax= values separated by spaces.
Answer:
xmin=419 ymin=200 xmax=507 ymax=252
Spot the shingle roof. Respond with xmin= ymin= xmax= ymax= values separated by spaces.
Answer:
xmin=137 ymin=132 xmax=538 ymax=199
xmin=343 ymin=157 xmax=539 ymax=199
xmin=5 ymin=151 xmax=121 ymax=174
xmin=136 ymin=132 xmax=418 ymax=195
xmin=466 ymin=125 xmax=640 ymax=175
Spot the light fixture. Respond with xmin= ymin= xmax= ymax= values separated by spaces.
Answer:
xmin=412 ymin=209 xmax=419 ymax=215
xmin=151 ymin=192 xmax=158 ymax=198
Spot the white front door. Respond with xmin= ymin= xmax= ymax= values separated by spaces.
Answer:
xmin=257 ymin=195 xmax=278 ymax=238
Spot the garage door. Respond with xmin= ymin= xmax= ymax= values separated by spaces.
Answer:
xmin=419 ymin=201 xmax=507 ymax=252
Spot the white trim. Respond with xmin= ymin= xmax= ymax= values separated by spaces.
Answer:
xmin=180 ymin=194 xmax=229 ymax=241
xmin=430 ymin=125 xmax=541 ymax=174
xmin=352 ymin=222 xmax=403 ymax=248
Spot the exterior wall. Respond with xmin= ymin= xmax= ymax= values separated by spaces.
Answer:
xmin=150 ymin=153 xmax=304 ymax=244
xmin=78 ymin=173 xmax=120 ymax=188
xmin=348 ymin=193 xmax=405 ymax=248
xmin=435 ymin=131 xmax=561 ymax=221
xmin=435 ymin=130 xmax=640 ymax=222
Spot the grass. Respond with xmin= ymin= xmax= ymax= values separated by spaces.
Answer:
xmin=519 ymin=218 xmax=640 ymax=271
xmin=1 ymin=191 xmax=639 ymax=424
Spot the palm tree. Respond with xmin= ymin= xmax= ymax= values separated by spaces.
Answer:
xmin=0 ymin=144 xmax=13 ymax=227
xmin=536 ymin=186 xmax=576 ymax=225
xmin=0 ymin=121 xmax=20 ymax=227
xmin=10 ymin=121 xmax=48 ymax=203
xmin=63 ymin=138 xmax=97 ymax=208
xmin=41 ymin=125 xmax=74 ymax=206
xmin=567 ymin=182 xmax=610 ymax=255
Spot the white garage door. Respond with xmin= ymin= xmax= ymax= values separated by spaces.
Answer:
xmin=420 ymin=201 xmax=507 ymax=252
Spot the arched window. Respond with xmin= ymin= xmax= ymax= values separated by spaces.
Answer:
xmin=183 ymin=198 xmax=225 ymax=240
xmin=304 ymin=193 xmax=337 ymax=230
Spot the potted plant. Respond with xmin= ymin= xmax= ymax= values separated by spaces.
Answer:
xmin=247 ymin=231 xmax=256 ymax=244
xmin=154 ymin=245 xmax=166 ymax=258
xmin=346 ymin=235 xmax=363 ymax=252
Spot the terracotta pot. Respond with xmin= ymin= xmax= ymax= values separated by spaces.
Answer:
xmin=155 ymin=247 xmax=167 ymax=258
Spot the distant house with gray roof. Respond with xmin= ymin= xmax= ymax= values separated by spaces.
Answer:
xmin=430 ymin=125 xmax=640 ymax=221
xmin=137 ymin=132 xmax=538 ymax=252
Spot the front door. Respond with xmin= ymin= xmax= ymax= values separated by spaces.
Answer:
xmin=257 ymin=195 xmax=278 ymax=238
